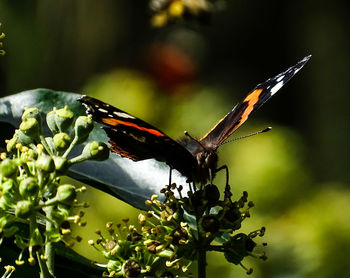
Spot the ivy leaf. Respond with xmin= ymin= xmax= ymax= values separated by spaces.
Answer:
xmin=0 ymin=89 xmax=187 ymax=210
xmin=0 ymin=237 xmax=103 ymax=278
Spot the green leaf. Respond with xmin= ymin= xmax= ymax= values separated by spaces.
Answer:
xmin=54 ymin=242 xmax=104 ymax=277
xmin=0 ymin=89 xmax=187 ymax=210
xmin=0 ymin=237 xmax=103 ymax=277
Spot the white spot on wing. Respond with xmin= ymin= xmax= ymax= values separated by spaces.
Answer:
xmin=98 ymin=108 xmax=108 ymax=113
xmin=113 ymin=111 xmax=135 ymax=119
xmin=294 ymin=67 xmax=302 ymax=74
xmin=276 ymin=75 xmax=284 ymax=82
xmin=270 ymin=81 xmax=284 ymax=95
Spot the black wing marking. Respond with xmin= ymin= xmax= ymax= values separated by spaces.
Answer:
xmin=78 ymin=95 xmax=197 ymax=179
xmin=200 ymin=55 xmax=311 ymax=149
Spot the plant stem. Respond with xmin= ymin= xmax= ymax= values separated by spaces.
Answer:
xmin=37 ymin=252 xmax=52 ymax=278
xmin=45 ymin=242 xmax=55 ymax=276
xmin=63 ymin=136 xmax=78 ymax=158
xmin=197 ymin=249 xmax=207 ymax=278
xmin=44 ymin=206 xmax=55 ymax=276
xmin=39 ymin=135 xmax=53 ymax=156
xmin=196 ymin=211 xmax=207 ymax=278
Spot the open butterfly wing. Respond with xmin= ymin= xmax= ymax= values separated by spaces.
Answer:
xmin=200 ymin=55 xmax=311 ymax=149
xmin=78 ymin=96 xmax=197 ymax=179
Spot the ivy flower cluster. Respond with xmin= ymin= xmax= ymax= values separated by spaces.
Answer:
xmin=0 ymin=23 xmax=5 ymax=56
xmin=89 ymin=193 xmax=194 ymax=278
xmin=149 ymin=0 xmax=213 ymax=27
xmin=91 ymin=181 xmax=266 ymax=277
xmin=0 ymin=106 xmax=109 ymax=275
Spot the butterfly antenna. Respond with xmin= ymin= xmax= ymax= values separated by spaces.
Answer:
xmin=219 ymin=127 xmax=272 ymax=147
xmin=184 ymin=131 xmax=207 ymax=151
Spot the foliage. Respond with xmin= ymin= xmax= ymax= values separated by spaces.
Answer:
xmin=89 ymin=182 xmax=266 ymax=277
xmin=0 ymin=90 xmax=179 ymax=210
xmin=0 ymin=104 xmax=109 ymax=277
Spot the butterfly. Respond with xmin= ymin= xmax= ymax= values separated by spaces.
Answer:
xmin=78 ymin=55 xmax=311 ymax=184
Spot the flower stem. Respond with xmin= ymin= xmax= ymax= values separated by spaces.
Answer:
xmin=196 ymin=206 xmax=207 ymax=278
xmin=197 ymin=249 xmax=207 ymax=278
xmin=37 ymin=251 xmax=52 ymax=278
xmin=63 ymin=136 xmax=78 ymax=158
xmin=45 ymin=243 xmax=55 ymax=276
xmin=39 ymin=135 xmax=53 ymax=156
xmin=44 ymin=206 xmax=55 ymax=277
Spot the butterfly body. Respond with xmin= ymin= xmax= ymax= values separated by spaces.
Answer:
xmin=79 ymin=55 xmax=311 ymax=184
xmin=177 ymin=136 xmax=219 ymax=183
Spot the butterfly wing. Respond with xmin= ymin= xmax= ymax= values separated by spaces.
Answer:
xmin=78 ymin=96 xmax=197 ymax=179
xmin=200 ymin=55 xmax=311 ymax=149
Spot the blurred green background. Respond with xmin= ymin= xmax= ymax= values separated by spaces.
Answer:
xmin=1 ymin=0 xmax=350 ymax=277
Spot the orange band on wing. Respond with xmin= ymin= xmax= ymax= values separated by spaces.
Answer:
xmin=101 ymin=118 xmax=165 ymax=137
xmin=238 ymin=88 xmax=263 ymax=127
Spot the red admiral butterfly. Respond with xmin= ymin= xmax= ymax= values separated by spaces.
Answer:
xmin=79 ymin=55 xmax=311 ymax=184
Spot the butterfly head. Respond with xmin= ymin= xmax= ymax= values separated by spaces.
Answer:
xmin=196 ymin=149 xmax=218 ymax=170
xmin=178 ymin=133 xmax=219 ymax=183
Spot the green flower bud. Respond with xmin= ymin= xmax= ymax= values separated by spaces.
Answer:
xmin=2 ymin=224 xmax=20 ymax=237
xmin=36 ymin=154 xmax=55 ymax=172
xmin=56 ymin=184 xmax=76 ymax=205
xmin=0 ymin=196 xmax=11 ymax=210
xmin=82 ymin=141 xmax=109 ymax=161
xmin=53 ymin=156 xmax=69 ymax=172
xmin=17 ymin=130 xmax=34 ymax=145
xmin=106 ymin=260 xmax=122 ymax=272
xmin=74 ymin=116 xmax=93 ymax=144
xmin=49 ymin=208 xmax=65 ymax=224
xmin=0 ymin=158 xmax=18 ymax=177
xmin=0 ymin=215 xmax=12 ymax=229
xmin=19 ymin=177 xmax=39 ymax=198
xmin=46 ymin=203 xmax=70 ymax=225
xmin=30 ymin=227 xmax=43 ymax=247
xmin=199 ymin=215 xmax=220 ymax=234
xmin=6 ymin=136 xmax=17 ymax=152
xmin=204 ymin=184 xmax=220 ymax=207
xmin=221 ymin=203 xmax=242 ymax=230
xmin=1 ymin=184 xmax=16 ymax=210
xmin=22 ymin=107 xmax=42 ymax=125
xmin=53 ymin=133 xmax=71 ymax=150
xmin=55 ymin=106 xmax=74 ymax=132
xmin=223 ymin=233 xmax=256 ymax=265
xmin=46 ymin=110 xmax=59 ymax=134
xmin=1 ymin=179 xmax=16 ymax=197
xmin=15 ymin=200 xmax=34 ymax=218
xmin=44 ymin=228 xmax=63 ymax=243
xmin=57 ymin=203 xmax=70 ymax=218
xmin=14 ymin=235 xmax=28 ymax=250
xmin=19 ymin=118 xmax=40 ymax=138
xmin=0 ymin=215 xmax=19 ymax=237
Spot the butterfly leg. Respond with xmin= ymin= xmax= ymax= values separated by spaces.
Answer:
xmin=168 ymin=167 xmax=173 ymax=186
xmin=209 ymin=168 xmax=213 ymax=185
xmin=214 ymin=165 xmax=229 ymax=186
xmin=188 ymin=181 xmax=194 ymax=194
